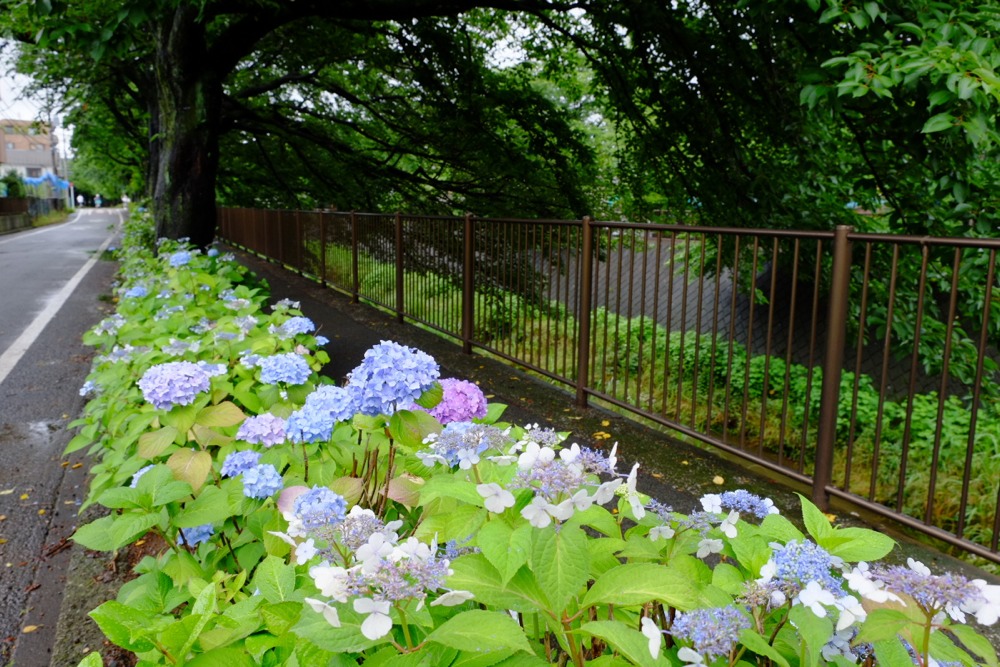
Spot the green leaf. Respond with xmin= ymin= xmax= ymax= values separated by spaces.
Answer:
xmin=138 ymin=425 xmax=179 ymax=459
xmin=447 ymin=553 xmax=549 ymax=612
xmin=89 ymin=601 xmax=157 ymax=653
xmin=922 ymin=113 xmax=955 ymax=133
xmin=873 ymin=637 xmax=916 ymax=665
xmin=161 ymin=402 xmax=200 ymax=433
xmin=186 ymin=647 xmax=257 ymax=667
xmin=414 ymin=381 xmax=443 ymax=409
xmin=579 ymin=620 xmax=669 ymax=667
xmin=167 ymin=448 xmax=212 ymax=492
xmin=426 ymin=610 xmax=531 ymax=654
xmin=738 ymin=628 xmax=791 ymax=667
xmin=758 ymin=513 xmax=804 ymax=544
xmin=947 ymin=624 xmax=999 ymax=667
xmin=480 ymin=402 xmax=507 ymax=424
xmin=196 ymin=401 xmax=246 ymax=428
xmin=581 ymin=562 xmax=703 ymax=610
xmin=262 ymin=601 xmax=303 ymax=635
xmin=388 ymin=409 xmax=441 ymax=450
xmin=75 ymin=653 xmax=104 ymax=667
xmin=789 ymin=605 xmax=833 ymax=667
xmin=799 ymin=494 xmax=832 ymax=541
xmin=173 ymin=484 xmax=233 ymax=528
xmin=292 ymin=603 xmax=383 ymax=653
xmin=819 ymin=527 xmax=895 ymax=561
xmin=253 ymin=555 xmax=297 ymax=603
xmin=531 ymin=525 xmax=590 ymax=611
xmin=477 ymin=520 xmax=531 ymax=585
xmin=73 ymin=511 xmax=164 ymax=551
xmin=178 ymin=582 xmax=217 ymax=658
xmin=857 ymin=608 xmax=920 ymax=644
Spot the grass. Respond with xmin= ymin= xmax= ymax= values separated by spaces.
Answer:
xmin=32 ymin=209 xmax=72 ymax=227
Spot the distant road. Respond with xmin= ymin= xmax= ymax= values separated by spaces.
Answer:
xmin=0 ymin=209 xmax=120 ymax=666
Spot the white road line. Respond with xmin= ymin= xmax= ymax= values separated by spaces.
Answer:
xmin=0 ymin=212 xmax=120 ymax=387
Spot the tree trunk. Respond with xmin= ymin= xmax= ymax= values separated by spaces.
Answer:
xmin=151 ymin=6 xmax=223 ymax=248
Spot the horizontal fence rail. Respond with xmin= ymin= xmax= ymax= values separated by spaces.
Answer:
xmin=218 ymin=207 xmax=1000 ymax=563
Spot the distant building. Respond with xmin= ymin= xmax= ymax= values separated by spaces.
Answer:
xmin=0 ymin=119 xmax=70 ymax=204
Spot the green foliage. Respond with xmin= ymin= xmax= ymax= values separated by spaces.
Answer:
xmin=1 ymin=169 xmax=27 ymax=198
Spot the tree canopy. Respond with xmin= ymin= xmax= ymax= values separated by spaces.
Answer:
xmin=2 ymin=0 xmax=998 ymax=242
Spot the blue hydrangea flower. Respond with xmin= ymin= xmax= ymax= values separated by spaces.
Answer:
xmin=286 ymin=385 xmax=358 ymax=443
xmin=207 ymin=248 xmax=219 ymax=257
xmin=123 ymin=285 xmax=148 ymax=299
xmin=273 ymin=316 xmax=315 ymax=338
xmin=138 ymin=361 xmax=214 ymax=410
xmin=258 ymin=353 xmax=312 ymax=385
xmin=221 ymin=450 xmax=262 ymax=477
xmin=178 ymin=523 xmax=214 ymax=547
xmin=242 ymin=463 xmax=283 ymax=499
xmin=418 ymin=421 xmax=507 ymax=469
xmin=168 ymin=250 xmax=192 ymax=267
xmin=348 ymin=341 xmax=440 ymax=416
xmin=766 ymin=540 xmax=843 ymax=593
xmin=237 ymin=414 xmax=287 ymax=448
xmin=420 ymin=378 xmax=488 ymax=424
xmin=315 ymin=336 xmax=330 ymax=346
xmin=293 ymin=486 xmax=348 ymax=530
xmin=79 ymin=380 xmax=98 ymax=397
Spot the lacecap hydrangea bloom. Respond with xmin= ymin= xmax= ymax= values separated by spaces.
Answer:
xmin=286 ymin=385 xmax=358 ymax=443
xmin=257 ymin=352 xmax=312 ymax=385
xmin=418 ymin=377 xmax=488 ymax=424
xmin=347 ymin=341 xmax=440 ymax=416
xmin=138 ymin=361 xmax=225 ymax=410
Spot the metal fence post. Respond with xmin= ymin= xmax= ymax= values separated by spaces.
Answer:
xmin=813 ymin=224 xmax=853 ymax=510
xmin=319 ymin=211 xmax=327 ymax=287
xmin=350 ymin=211 xmax=360 ymax=303
xmin=462 ymin=213 xmax=475 ymax=354
xmin=576 ymin=216 xmax=594 ymax=408
xmin=395 ymin=211 xmax=404 ymax=323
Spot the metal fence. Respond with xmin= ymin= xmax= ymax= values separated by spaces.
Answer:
xmin=218 ymin=207 xmax=1000 ymax=563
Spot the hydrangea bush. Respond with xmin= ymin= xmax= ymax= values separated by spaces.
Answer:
xmin=68 ymin=213 xmax=1000 ymax=667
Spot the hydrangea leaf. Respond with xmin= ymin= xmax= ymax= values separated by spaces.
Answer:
xmin=291 ymin=603 xmax=383 ymax=653
xmin=138 ymin=425 xmax=180 ymax=459
xmin=789 ymin=605 xmax=832 ymax=667
xmin=738 ymin=628 xmax=792 ymax=667
xmin=758 ymin=512 xmax=805 ymax=544
xmin=191 ymin=424 xmax=233 ymax=449
xmin=73 ymin=511 xmax=165 ymax=552
xmin=447 ymin=553 xmax=547 ymax=612
xmin=530 ymin=524 xmax=589 ymax=611
xmin=413 ymin=381 xmax=443 ymax=409
xmin=945 ymin=625 xmax=999 ymax=667
xmin=581 ymin=561 xmax=704 ymax=610
xmin=167 ymin=449 xmax=213 ymax=492
xmin=88 ymin=600 xmax=158 ymax=653
xmin=426 ymin=610 xmax=531 ymax=654
xmin=161 ymin=403 xmax=202 ymax=434
xmin=261 ymin=601 xmax=302 ymax=636
xmin=578 ymin=620 xmax=670 ymax=667
xmin=386 ymin=474 xmax=423 ymax=507
xmin=173 ymin=485 xmax=233 ymax=528
xmin=196 ymin=401 xmax=246 ymax=428
xmin=477 ymin=519 xmax=531 ymax=585
xmin=184 ymin=647 xmax=257 ymax=667
xmin=388 ymin=409 xmax=441 ymax=451
xmin=253 ymin=555 xmax=297 ymax=603
xmin=480 ymin=402 xmax=508 ymax=424
xmin=816 ymin=526 xmax=895 ymax=562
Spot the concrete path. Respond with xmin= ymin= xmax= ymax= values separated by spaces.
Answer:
xmin=0 ymin=210 xmax=120 ymax=666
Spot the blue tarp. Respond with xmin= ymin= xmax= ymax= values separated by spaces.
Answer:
xmin=22 ymin=172 xmax=70 ymax=190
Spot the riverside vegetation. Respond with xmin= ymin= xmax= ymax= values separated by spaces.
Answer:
xmin=68 ymin=211 xmax=1000 ymax=666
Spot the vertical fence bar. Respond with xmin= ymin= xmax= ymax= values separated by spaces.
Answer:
xmin=395 ymin=212 xmax=404 ymax=322
xmin=462 ymin=214 xmax=475 ymax=354
xmin=813 ymin=225 xmax=853 ymax=510
xmin=576 ymin=216 xmax=594 ymax=408
xmin=350 ymin=212 xmax=359 ymax=303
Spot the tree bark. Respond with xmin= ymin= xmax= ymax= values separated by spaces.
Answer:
xmin=151 ymin=6 xmax=223 ymax=248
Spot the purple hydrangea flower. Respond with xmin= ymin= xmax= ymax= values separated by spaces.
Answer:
xmin=138 ymin=361 xmax=214 ymax=410
xmin=671 ymin=607 xmax=751 ymax=662
xmin=348 ymin=341 xmax=440 ymax=416
xmin=237 ymin=414 xmax=287 ymax=447
xmin=221 ymin=450 xmax=262 ymax=477
xmin=168 ymin=251 xmax=192 ymax=267
xmin=286 ymin=385 xmax=358 ymax=443
xmin=293 ymin=486 xmax=348 ymax=530
xmin=258 ymin=353 xmax=312 ymax=385
xmin=242 ymin=463 xmax=283 ymax=499
xmin=178 ymin=523 xmax=214 ymax=547
xmin=420 ymin=378 xmax=488 ymax=424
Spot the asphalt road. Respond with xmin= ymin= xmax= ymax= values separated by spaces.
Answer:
xmin=0 ymin=210 xmax=120 ymax=666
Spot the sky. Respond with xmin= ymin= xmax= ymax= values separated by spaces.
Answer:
xmin=0 ymin=54 xmax=73 ymax=159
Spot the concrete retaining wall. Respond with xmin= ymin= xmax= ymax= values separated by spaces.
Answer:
xmin=0 ymin=214 xmax=32 ymax=235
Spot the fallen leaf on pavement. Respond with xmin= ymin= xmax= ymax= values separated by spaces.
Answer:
xmin=712 ymin=475 xmax=725 ymax=485
xmin=22 ymin=625 xmax=40 ymax=634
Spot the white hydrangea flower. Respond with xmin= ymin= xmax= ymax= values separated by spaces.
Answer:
xmin=477 ymin=483 xmax=516 ymax=514
xmin=640 ymin=617 xmax=662 ymax=658
xmin=355 ymin=598 xmax=393 ymax=640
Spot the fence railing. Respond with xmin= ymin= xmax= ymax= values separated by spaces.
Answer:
xmin=218 ymin=207 xmax=1000 ymax=563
